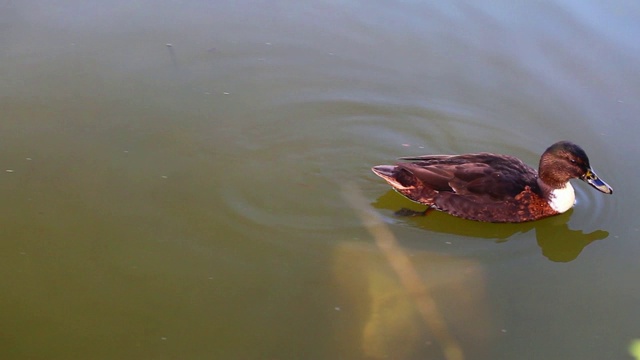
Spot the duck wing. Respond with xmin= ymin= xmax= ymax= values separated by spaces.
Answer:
xmin=398 ymin=153 xmax=538 ymax=201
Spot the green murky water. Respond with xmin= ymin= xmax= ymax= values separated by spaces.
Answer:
xmin=1 ymin=1 xmax=639 ymax=359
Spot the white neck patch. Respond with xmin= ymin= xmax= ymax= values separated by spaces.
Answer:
xmin=549 ymin=182 xmax=576 ymax=213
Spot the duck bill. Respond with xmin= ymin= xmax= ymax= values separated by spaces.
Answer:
xmin=581 ymin=168 xmax=613 ymax=194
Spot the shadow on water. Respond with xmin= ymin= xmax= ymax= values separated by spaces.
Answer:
xmin=372 ymin=190 xmax=609 ymax=262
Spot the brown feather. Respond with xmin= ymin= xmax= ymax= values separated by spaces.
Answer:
xmin=373 ymin=152 xmax=552 ymax=222
xmin=372 ymin=141 xmax=612 ymax=223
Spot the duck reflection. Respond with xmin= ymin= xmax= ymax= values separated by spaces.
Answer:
xmin=372 ymin=191 xmax=609 ymax=262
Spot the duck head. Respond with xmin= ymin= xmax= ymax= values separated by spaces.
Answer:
xmin=538 ymin=141 xmax=613 ymax=194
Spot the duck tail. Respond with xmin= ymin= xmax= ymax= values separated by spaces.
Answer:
xmin=372 ymin=165 xmax=410 ymax=190
xmin=371 ymin=165 xmax=395 ymax=178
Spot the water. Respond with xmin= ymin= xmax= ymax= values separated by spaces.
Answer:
xmin=1 ymin=1 xmax=639 ymax=359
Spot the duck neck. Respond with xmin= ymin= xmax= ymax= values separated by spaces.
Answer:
xmin=537 ymin=178 xmax=575 ymax=213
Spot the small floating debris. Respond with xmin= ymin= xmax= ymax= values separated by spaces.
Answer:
xmin=334 ymin=307 xmax=341 ymax=311
xmin=26 ymin=157 xmax=32 ymax=160
xmin=165 ymin=43 xmax=173 ymax=47
xmin=223 ymin=92 xmax=230 ymax=95
xmin=5 ymin=169 xmax=14 ymax=173
xmin=402 ymin=143 xmax=410 ymax=147
xmin=265 ymin=42 xmax=272 ymax=45
xmin=161 ymin=175 xmax=168 ymax=179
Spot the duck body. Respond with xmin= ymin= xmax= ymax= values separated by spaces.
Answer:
xmin=372 ymin=141 xmax=612 ymax=223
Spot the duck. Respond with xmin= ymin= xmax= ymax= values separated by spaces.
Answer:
xmin=371 ymin=141 xmax=613 ymax=223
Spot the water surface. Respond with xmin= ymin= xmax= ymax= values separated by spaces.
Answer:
xmin=1 ymin=1 xmax=639 ymax=359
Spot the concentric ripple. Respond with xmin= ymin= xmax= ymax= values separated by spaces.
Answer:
xmin=215 ymin=95 xmax=618 ymax=240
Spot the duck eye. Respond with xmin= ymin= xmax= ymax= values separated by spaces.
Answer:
xmin=569 ymin=158 xmax=577 ymax=164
